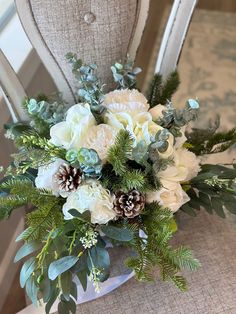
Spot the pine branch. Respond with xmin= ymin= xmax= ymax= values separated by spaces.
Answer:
xmin=147 ymin=71 xmax=180 ymax=107
xmin=159 ymin=71 xmax=180 ymax=105
xmin=107 ymin=130 xmax=134 ymax=176
xmin=147 ymin=74 xmax=162 ymax=107
xmin=187 ymin=117 xmax=236 ymax=155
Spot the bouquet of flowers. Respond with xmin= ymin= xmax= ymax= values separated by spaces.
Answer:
xmin=1 ymin=54 xmax=236 ymax=314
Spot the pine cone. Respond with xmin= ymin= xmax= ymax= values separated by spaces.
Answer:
xmin=114 ymin=190 xmax=145 ymax=218
xmin=54 ymin=164 xmax=83 ymax=192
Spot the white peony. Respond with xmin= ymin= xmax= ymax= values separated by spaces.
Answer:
xmin=146 ymin=179 xmax=190 ymax=212
xmin=80 ymin=124 xmax=118 ymax=162
xmin=50 ymin=103 xmax=96 ymax=150
xmin=102 ymin=89 xmax=149 ymax=114
xmin=159 ymin=147 xmax=200 ymax=183
xmin=35 ymin=158 xmax=66 ymax=196
xmin=149 ymin=104 xmax=166 ymax=121
xmin=62 ymin=180 xmax=116 ymax=224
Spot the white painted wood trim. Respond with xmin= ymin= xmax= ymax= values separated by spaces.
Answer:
xmin=155 ymin=0 xmax=197 ymax=78
xmin=128 ymin=0 xmax=150 ymax=60
xmin=0 ymin=49 xmax=28 ymax=121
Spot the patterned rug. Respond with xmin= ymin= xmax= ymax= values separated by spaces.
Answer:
xmin=146 ymin=8 xmax=236 ymax=164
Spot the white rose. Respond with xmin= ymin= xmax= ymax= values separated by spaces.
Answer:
xmin=159 ymin=147 xmax=200 ymax=183
xmin=35 ymin=158 xmax=66 ymax=196
xmin=50 ymin=103 xmax=96 ymax=150
xmin=103 ymin=89 xmax=149 ymax=114
xmin=146 ymin=179 xmax=190 ymax=212
xmin=81 ymin=124 xmax=118 ymax=162
xmin=105 ymin=111 xmax=161 ymax=146
xmin=62 ymin=180 xmax=116 ymax=224
xmin=149 ymin=104 xmax=166 ymax=121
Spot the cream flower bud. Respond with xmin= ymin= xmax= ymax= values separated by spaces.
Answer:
xmin=159 ymin=147 xmax=200 ymax=183
xmin=103 ymin=89 xmax=149 ymax=114
xmin=50 ymin=103 xmax=96 ymax=150
xmin=81 ymin=124 xmax=118 ymax=162
xmin=146 ymin=179 xmax=190 ymax=212
xmin=62 ymin=180 xmax=116 ymax=224
xmin=35 ymin=158 xmax=67 ymax=196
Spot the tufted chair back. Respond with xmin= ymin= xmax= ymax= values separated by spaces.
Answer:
xmin=15 ymin=0 xmax=150 ymax=104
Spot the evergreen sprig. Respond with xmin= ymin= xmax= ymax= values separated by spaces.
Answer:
xmin=14 ymin=133 xmax=66 ymax=173
xmin=107 ymin=130 xmax=134 ymax=176
xmin=127 ymin=202 xmax=200 ymax=291
xmin=182 ymin=164 xmax=236 ymax=217
xmin=147 ymin=71 xmax=180 ymax=107
xmin=187 ymin=117 xmax=236 ymax=155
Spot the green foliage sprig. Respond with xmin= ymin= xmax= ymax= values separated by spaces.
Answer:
xmin=66 ymin=53 xmax=104 ymax=113
xmin=147 ymin=71 xmax=180 ymax=107
xmin=182 ymin=164 xmax=236 ymax=217
xmin=111 ymin=58 xmax=142 ymax=89
xmin=186 ymin=117 xmax=236 ymax=155
xmin=14 ymin=133 xmax=66 ymax=174
xmin=127 ymin=202 xmax=200 ymax=290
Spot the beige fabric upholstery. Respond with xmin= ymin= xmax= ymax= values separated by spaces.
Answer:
xmin=27 ymin=0 xmax=140 ymax=98
xmin=76 ymin=211 xmax=236 ymax=313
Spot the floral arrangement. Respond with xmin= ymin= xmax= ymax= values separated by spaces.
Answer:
xmin=1 ymin=54 xmax=236 ymax=314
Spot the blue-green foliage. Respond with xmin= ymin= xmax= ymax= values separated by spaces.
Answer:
xmin=111 ymin=58 xmax=142 ymax=89
xmin=66 ymin=53 xmax=104 ymax=113
xmin=66 ymin=148 xmax=102 ymax=178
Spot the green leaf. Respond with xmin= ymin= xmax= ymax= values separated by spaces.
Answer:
xmin=48 ymin=256 xmax=79 ymax=281
xmin=223 ymin=202 xmax=236 ymax=214
xmin=61 ymin=271 xmax=72 ymax=301
xmin=88 ymin=247 xmax=110 ymax=271
xmin=77 ymin=271 xmax=87 ymax=292
xmin=14 ymin=241 xmax=41 ymax=262
xmin=20 ymin=257 xmax=36 ymax=288
xmin=181 ymin=204 xmax=197 ymax=217
xmin=211 ymin=198 xmax=225 ymax=218
xmin=58 ymin=300 xmax=70 ymax=314
xmin=25 ymin=276 xmax=38 ymax=306
xmin=70 ymin=282 xmax=78 ymax=301
xmin=100 ymin=225 xmax=133 ymax=242
xmin=45 ymin=287 xmax=60 ymax=314
xmin=68 ymin=209 xmax=91 ymax=222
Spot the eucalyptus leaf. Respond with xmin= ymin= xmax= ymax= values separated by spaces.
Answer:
xmin=70 ymin=282 xmax=78 ymax=301
xmin=45 ymin=287 xmax=60 ymax=314
xmin=88 ymin=246 xmax=110 ymax=271
xmin=48 ymin=256 xmax=79 ymax=281
xmin=25 ymin=276 xmax=38 ymax=306
xmin=14 ymin=241 xmax=41 ymax=262
xmin=100 ymin=225 xmax=133 ymax=242
xmin=211 ymin=198 xmax=225 ymax=218
xmin=181 ymin=204 xmax=197 ymax=217
xmin=20 ymin=257 xmax=36 ymax=288
xmin=77 ymin=271 xmax=88 ymax=292
xmin=68 ymin=209 xmax=91 ymax=222
xmin=61 ymin=271 xmax=72 ymax=301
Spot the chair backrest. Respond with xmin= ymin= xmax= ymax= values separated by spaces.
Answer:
xmin=0 ymin=49 xmax=28 ymax=122
xmin=15 ymin=0 xmax=150 ymax=104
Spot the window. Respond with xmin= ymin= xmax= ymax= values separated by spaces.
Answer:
xmin=0 ymin=0 xmax=15 ymax=32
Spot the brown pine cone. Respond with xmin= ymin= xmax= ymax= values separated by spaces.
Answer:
xmin=54 ymin=164 xmax=83 ymax=192
xmin=114 ymin=190 xmax=145 ymax=218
